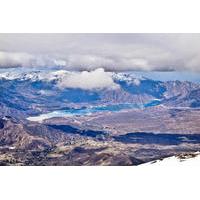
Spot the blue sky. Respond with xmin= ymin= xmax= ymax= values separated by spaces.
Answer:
xmin=135 ymin=71 xmax=200 ymax=82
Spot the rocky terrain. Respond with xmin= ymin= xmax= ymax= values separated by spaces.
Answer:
xmin=0 ymin=69 xmax=200 ymax=165
xmin=1 ymin=113 xmax=200 ymax=166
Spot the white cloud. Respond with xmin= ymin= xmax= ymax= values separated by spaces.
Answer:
xmin=57 ymin=68 xmax=120 ymax=90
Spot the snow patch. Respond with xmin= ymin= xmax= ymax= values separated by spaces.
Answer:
xmin=141 ymin=152 xmax=200 ymax=167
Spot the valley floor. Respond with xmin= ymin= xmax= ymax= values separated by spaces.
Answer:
xmin=1 ymin=106 xmax=200 ymax=166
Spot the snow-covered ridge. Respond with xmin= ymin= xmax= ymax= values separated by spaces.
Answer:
xmin=112 ymin=72 xmax=145 ymax=81
xmin=0 ymin=68 xmax=71 ymax=81
xmin=112 ymin=72 xmax=146 ymax=85
xmin=0 ymin=68 xmax=145 ymax=85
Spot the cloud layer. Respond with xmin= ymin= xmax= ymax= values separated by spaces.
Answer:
xmin=0 ymin=34 xmax=200 ymax=71
xmin=0 ymin=51 xmax=65 ymax=68
xmin=57 ymin=68 xmax=119 ymax=90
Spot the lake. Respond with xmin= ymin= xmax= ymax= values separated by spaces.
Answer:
xmin=27 ymin=100 xmax=161 ymax=122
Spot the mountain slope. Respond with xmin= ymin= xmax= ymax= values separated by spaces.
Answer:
xmin=0 ymin=116 xmax=80 ymax=150
xmin=1 ymin=69 xmax=200 ymax=119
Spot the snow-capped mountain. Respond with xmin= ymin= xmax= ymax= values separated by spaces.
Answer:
xmin=1 ymin=67 xmax=200 ymax=120
xmin=112 ymin=72 xmax=145 ymax=85
xmin=0 ymin=68 xmax=71 ymax=82
xmin=0 ymin=68 xmax=146 ymax=85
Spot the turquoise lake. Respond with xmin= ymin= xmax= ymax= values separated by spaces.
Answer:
xmin=27 ymin=100 xmax=161 ymax=122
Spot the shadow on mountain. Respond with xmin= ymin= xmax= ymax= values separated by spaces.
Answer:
xmin=0 ymin=119 xmax=5 ymax=129
xmin=47 ymin=124 xmax=108 ymax=138
xmin=113 ymin=132 xmax=200 ymax=145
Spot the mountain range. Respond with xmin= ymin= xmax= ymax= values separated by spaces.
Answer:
xmin=0 ymin=68 xmax=200 ymax=165
xmin=0 ymin=69 xmax=200 ymax=119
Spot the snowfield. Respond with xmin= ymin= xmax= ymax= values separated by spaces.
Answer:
xmin=141 ymin=152 xmax=200 ymax=166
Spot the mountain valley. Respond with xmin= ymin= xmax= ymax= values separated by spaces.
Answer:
xmin=0 ymin=68 xmax=200 ymax=165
